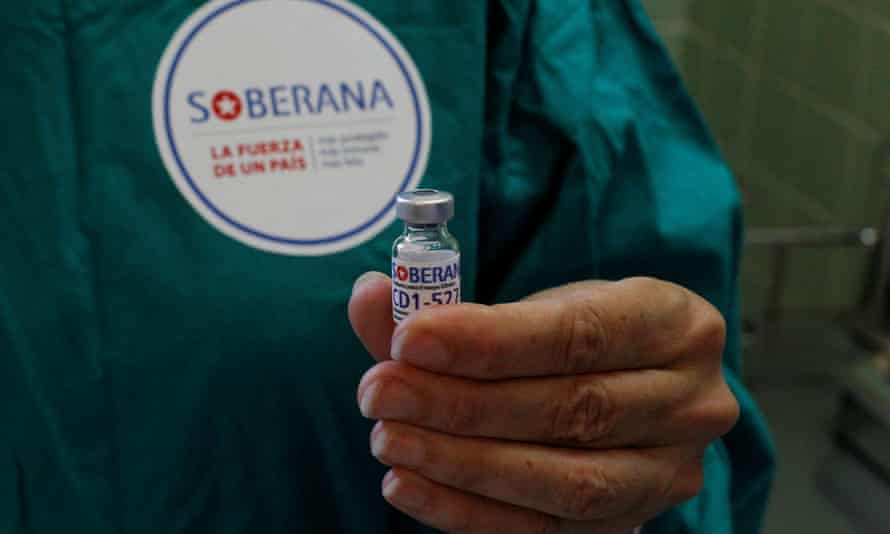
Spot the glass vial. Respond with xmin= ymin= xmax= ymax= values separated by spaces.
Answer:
xmin=391 ymin=189 xmax=461 ymax=323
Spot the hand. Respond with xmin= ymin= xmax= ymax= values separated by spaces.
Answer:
xmin=349 ymin=274 xmax=739 ymax=534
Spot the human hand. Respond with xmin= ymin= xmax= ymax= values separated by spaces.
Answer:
xmin=349 ymin=275 xmax=739 ymax=533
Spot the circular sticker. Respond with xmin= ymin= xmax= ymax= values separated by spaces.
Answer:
xmin=152 ymin=0 xmax=431 ymax=256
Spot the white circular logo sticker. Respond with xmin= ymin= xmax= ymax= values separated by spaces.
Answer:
xmin=152 ymin=0 xmax=431 ymax=256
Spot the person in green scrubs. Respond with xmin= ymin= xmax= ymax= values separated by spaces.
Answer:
xmin=1 ymin=0 xmax=774 ymax=532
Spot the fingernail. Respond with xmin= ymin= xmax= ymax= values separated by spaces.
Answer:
xmin=391 ymin=332 xmax=451 ymax=370
xmin=359 ymin=381 xmax=382 ymax=417
xmin=383 ymin=474 xmax=428 ymax=511
xmin=382 ymin=470 xmax=397 ymax=492
xmin=352 ymin=271 xmax=387 ymax=296
xmin=371 ymin=425 xmax=425 ymax=468
xmin=359 ymin=379 xmax=423 ymax=420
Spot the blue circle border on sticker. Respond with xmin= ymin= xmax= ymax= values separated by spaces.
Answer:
xmin=162 ymin=0 xmax=424 ymax=246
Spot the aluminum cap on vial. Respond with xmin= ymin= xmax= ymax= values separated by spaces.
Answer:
xmin=396 ymin=189 xmax=454 ymax=224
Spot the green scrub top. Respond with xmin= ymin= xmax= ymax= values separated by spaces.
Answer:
xmin=0 ymin=0 xmax=774 ymax=532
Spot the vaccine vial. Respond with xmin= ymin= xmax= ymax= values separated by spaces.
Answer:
xmin=391 ymin=190 xmax=461 ymax=323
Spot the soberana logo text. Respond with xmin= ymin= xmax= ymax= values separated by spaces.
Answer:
xmin=187 ymin=80 xmax=395 ymax=123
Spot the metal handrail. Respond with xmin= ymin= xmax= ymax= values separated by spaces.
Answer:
xmin=743 ymin=225 xmax=880 ymax=358
xmin=747 ymin=226 xmax=879 ymax=248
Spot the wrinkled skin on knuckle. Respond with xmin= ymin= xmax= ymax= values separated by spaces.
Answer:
xmin=436 ymin=440 xmax=489 ymax=493
xmin=445 ymin=388 xmax=486 ymax=435
xmin=670 ymin=298 xmax=738 ymax=440
xmin=703 ymin=382 xmax=741 ymax=438
xmin=676 ymin=375 xmax=740 ymax=442
xmin=684 ymin=298 xmax=727 ymax=363
xmin=559 ymin=298 xmax=610 ymax=375
xmin=723 ymin=388 xmax=742 ymax=433
xmin=551 ymin=379 xmax=616 ymax=446
xmin=620 ymin=276 xmax=665 ymax=295
xmin=623 ymin=277 xmax=689 ymax=317
xmin=464 ymin=305 xmax=518 ymax=377
xmin=558 ymin=462 xmax=622 ymax=521
xmin=619 ymin=278 xmax=695 ymax=359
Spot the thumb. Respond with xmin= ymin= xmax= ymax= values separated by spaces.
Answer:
xmin=348 ymin=272 xmax=395 ymax=362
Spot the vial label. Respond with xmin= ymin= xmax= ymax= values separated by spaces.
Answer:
xmin=391 ymin=254 xmax=461 ymax=323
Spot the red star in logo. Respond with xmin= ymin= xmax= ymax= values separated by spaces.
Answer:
xmin=397 ymin=266 xmax=408 ymax=281
xmin=212 ymin=90 xmax=242 ymax=121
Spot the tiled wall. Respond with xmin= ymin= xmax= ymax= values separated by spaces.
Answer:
xmin=643 ymin=0 xmax=691 ymax=60
xmin=643 ymin=0 xmax=890 ymax=313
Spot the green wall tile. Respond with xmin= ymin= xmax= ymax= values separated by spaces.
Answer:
xmin=742 ymin=169 xmax=822 ymax=227
xmin=641 ymin=0 xmax=690 ymax=20
xmin=863 ymin=140 xmax=890 ymax=228
xmin=689 ymin=0 xmax=757 ymax=53
xmin=788 ymin=104 xmax=849 ymax=217
xmin=750 ymin=81 xmax=802 ymax=186
xmin=858 ymin=27 xmax=890 ymax=132
xmin=824 ymin=249 xmax=872 ymax=310
xmin=681 ymin=37 xmax=711 ymax=107
xmin=680 ymin=0 xmax=881 ymax=314
xmin=663 ymin=36 xmax=687 ymax=63
xmin=749 ymin=83 xmax=849 ymax=221
xmin=861 ymin=0 xmax=890 ymax=21
xmin=781 ymin=248 xmax=831 ymax=310
xmin=760 ymin=0 xmax=807 ymax=80
xmin=843 ymin=135 xmax=888 ymax=227
xmin=704 ymin=55 xmax=749 ymax=165
xmin=740 ymin=247 xmax=774 ymax=314
xmin=741 ymin=186 xmax=874 ymax=312
xmin=798 ymin=3 xmax=863 ymax=112
xmin=681 ymin=38 xmax=717 ymax=135
xmin=741 ymin=245 xmax=831 ymax=313
xmin=689 ymin=0 xmax=723 ymax=32
xmin=741 ymin=244 xmax=870 ymax=313
xmin=719 ymin=0 xmax=758 ymax=55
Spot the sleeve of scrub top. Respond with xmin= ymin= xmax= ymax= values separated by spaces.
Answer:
xmin=478 ymin=1 xmax=776 ymax=532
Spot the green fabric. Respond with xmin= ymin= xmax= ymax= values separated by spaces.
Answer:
xmin=0 ymin=0 xmax=774 ymax=533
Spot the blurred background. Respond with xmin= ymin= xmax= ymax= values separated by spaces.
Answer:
xmin=641 ymin=1 xmax=890 ymax=533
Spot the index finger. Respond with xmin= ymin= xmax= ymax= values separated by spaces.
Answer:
xmin=391 ymin=277 xmax=705 ymax=379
